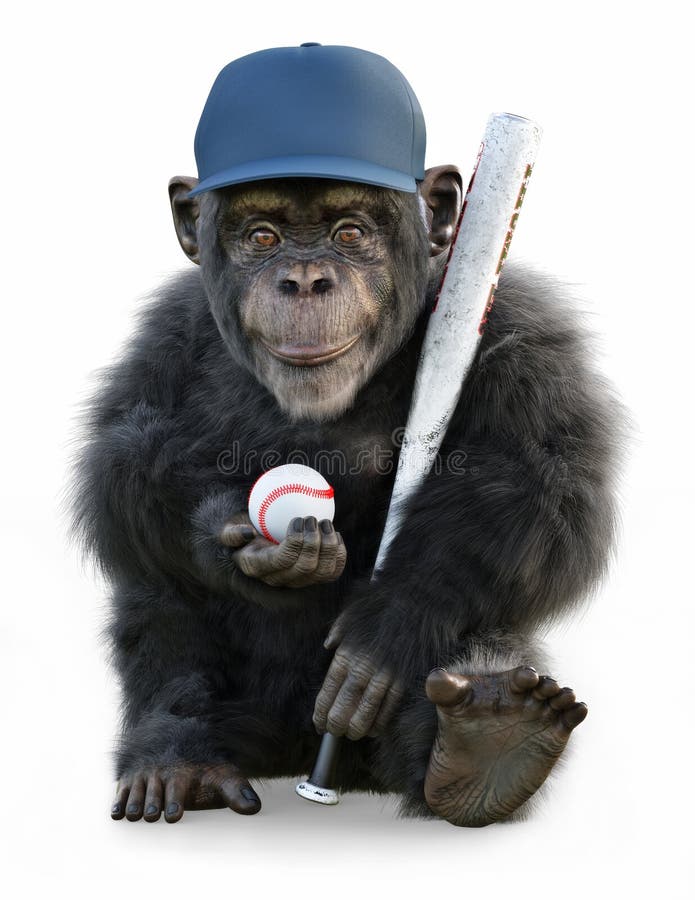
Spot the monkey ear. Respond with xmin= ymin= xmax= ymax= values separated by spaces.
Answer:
xmin=169 ymin=176 xmax=201 ymax=265
xmin=419 ymin=165 xmax=463 ymax=257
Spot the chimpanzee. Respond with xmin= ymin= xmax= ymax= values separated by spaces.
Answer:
xmin=71 ymin=44 xmax=622 ymax=827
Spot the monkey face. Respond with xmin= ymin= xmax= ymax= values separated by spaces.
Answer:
xmin=169 ymin=172 xmax=462 ymax=424
xmin=200 ymin=179 xmax=431 ymax=423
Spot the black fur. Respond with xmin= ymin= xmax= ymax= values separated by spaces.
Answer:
xmin=69 ymin=252 xmax=623 ymax=814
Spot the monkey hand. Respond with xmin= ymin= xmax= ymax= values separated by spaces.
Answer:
xmin=219 ymin=513 xmax=346 ymax=588
xmin=111 ymin=761 xmax=261 ymax=823
xmin=312 ymin=616 xmax=404 ymax=739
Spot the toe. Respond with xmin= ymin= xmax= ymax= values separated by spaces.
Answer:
xmin=218 ymin=778 xmax=262 ymax=816
xmin=510 ymin=666 xmax=540 ymax=693
xmin=111 ymin=783 xmax=130 ymax=820
xmin=533 ymin=676 xmax=562 ymax=700
xmin=125 ymin=777 xmax=146 ymax=821
xmin=143 ymin=773 xmax=163 ymax=822
xmin=561 ymin=702 xmax=588 ymax=730
xmin=549 ymin=687 xmax=577 ymax=711
xmin=425 ymin=669 xmax=473 ymax=707
xmin=164 ymin=776 xmax=188 ymax=823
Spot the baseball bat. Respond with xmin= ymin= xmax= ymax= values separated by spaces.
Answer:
xmin=296 ymin=113 xmax=542 ymax=805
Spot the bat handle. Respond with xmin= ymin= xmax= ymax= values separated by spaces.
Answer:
xmin=295 ymin=732 xmax=341 ymax=804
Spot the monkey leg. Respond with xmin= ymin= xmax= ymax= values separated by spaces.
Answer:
xmin=423 ymin=665 xmax=587 ymax=827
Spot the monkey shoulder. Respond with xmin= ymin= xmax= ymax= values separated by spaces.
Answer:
xmin=451 ymin=262 xmax=622 ymax=450
xmin=78 ymin=268 xmax=286 ymax=494
xmin=80 ymin=269 xmax=204 ymax=431
xmin=478 ymin=263 xmax=593 ymax=379
xmin=83 ymin=268 xmax=263 ymax=444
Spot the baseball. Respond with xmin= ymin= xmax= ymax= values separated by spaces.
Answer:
xmin=248 ymin=464 xmax=335 ymax=544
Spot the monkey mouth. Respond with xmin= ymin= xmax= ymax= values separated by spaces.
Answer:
xmin=260 ymin=335 xmax=360 ymax=366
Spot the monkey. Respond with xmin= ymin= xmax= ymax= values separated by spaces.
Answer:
xmin=70 ymin=165 xmax=623 ymax=827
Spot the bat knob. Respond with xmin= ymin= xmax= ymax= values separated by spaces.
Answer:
xmin=295 ymin=731 xmax=341 ymax=804
xmin=295 ymin=781 xmax=339 ymax=804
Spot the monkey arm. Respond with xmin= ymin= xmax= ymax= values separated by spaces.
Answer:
xmin=314 ymin=267 xmax=626 ymax=737
xmin=352 ymin=431 xmax=615 ymax=650
xmin=104 ymin=575 xmax=230 ymax=775
xmin=104 ymin=575 xmax=263 ymax=822
xmin=315 ymin=430 xmax=618 ymax=738
xmin=314 ymin=427 xmax=615 ymax=738
xmin=72 ymin=400 xmax=345 ymax=619
xmin=70 ymin=396 xmax=203 ymax=586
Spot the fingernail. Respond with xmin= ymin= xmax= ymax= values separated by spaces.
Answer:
xmin=127 ymin=803 xmax=139 ymax=814
xmin=240 ymin=787 xmax=259 ymax=803
xmin=111 ymin=803 xmax=121 ymax=814
xmin=166 ymin=802 xmax=179 ymax=816
xmin=428 ymin=666 xmax=447 ymax=676
xmin=146 ymin=804 xmax=158 ymax=815
xmin=319 ymin=519 xmax=334 ymax=534
xmin=305 ymin=516 xmax=317 ymax=532
xmin=292 ymin=517 xmax=303 ymax=533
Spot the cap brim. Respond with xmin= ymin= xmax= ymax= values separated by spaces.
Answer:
xmin=187 ymin=154 xmax=417 ymax=197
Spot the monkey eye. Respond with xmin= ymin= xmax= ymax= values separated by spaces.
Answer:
xmin=333 ymin=225 xmax=364 ymax=244
xmin=248 ymin=228 xmax=280 ymax=248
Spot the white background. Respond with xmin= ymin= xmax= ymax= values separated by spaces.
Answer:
xmin=1 ymin=1 xmax=692 ymax=896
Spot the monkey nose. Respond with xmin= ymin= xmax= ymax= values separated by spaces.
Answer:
xmin=279 ymin=277 xmax=333 ymax=296
xmin=279 ymin=263 xmax=334 ymax=297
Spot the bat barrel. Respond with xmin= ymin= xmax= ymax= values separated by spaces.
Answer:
xmin=373 ymin=112 xmax=542 ymax=572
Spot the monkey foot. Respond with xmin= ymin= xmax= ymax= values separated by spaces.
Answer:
xmin=423 ymin=666 xmax=587 ymax=827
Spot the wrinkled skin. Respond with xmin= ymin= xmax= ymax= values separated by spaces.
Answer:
xmin=111 ymin=762 xmax=260 ymax=822
xmin=169 ymin=168 xmax=459 ymax=424
xmin=423 ymin=667 xmax=587 ymax=827
xmin=221 ymin=515 xmax=347 ymax=588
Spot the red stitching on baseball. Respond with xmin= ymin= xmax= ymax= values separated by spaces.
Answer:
xmin=257 ymin=483 xmax=334 ymax=544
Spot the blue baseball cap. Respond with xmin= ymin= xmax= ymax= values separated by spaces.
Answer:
xmin=188 ymin=43 xmax=426 ymax=197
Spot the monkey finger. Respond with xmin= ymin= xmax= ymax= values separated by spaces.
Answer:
xmin=291 ymin=553 xmax=344 ymax=586
xmin=125 ymin=776 xmax=146 ymax=821
xmin=164 ymin=775 xmax=189 ymax=823
xmin=290 ymin=517 xmax=321 ymax=576
xmin=233 ymin=524 xmax=304 ymax=577
xmin=313 ymin=654 xmax=351 ymax=732
xmin=332 ymin=535 xmax=347 ymax=579
xmin=259 ymin=567 xmax=297 ymax=587
xmin=219 ymin=522 xmax=258 ymax=548
xmin=260 ymin=566 xmax=317 ymax=587
xmin=143 ymin=772 xmax=164 ymax=822
xmin=368 ymin=680 xmax=405 ymax=737
xmin=263 ymin=526 xmax=344 ymax=585
xmin=267 ymin=518 xmax=311 ymax=569
xmin=346 ymin=673 xmax=393 ymax=740
xmin=327 ymin=671 xmax=373 ymax=735
xmin=314 ymin=520 xmax=339 ymax=578
xmin=323 ymin=610 xmax=347 ymax=649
